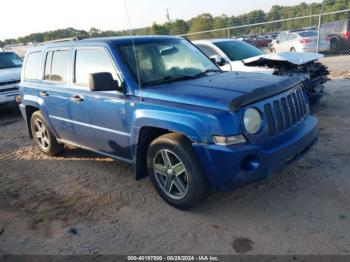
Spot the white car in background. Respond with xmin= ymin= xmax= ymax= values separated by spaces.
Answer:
xmin=0 ymin=51 xmax=22 ymax=105
xmin=193 ymin=39 xmax=329 ymax=104
xmin=270 ymin=30 xmax=330 ymax=53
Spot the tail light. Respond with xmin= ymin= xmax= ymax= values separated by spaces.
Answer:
xmin=343 ymin=31 xmax=350 ymax=38
xmin=300 ymin=38 xmax=311 ymax=44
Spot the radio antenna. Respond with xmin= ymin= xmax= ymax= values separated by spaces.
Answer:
xmin=123 ymin=0 xmax=143 ymax=101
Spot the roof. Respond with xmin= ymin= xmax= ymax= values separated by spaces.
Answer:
xmin=27 ymin=35 xmax=182 ymax=51
xmin=192 ymin=39 xmax=240 ymax=44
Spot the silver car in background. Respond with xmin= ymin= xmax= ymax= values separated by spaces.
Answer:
xmin=0 ymin=52 xmax=22 ymax=105
xmin=271 ymin=30 xmax=331 ymax=53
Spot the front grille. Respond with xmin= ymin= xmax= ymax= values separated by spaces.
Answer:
xmin=0 ymin=87 xmax=18 ymax=93
xmin=0 ymin=80 xmax=20 ymax=86
xmin=264 ymin=85 xmax=308 ymax=137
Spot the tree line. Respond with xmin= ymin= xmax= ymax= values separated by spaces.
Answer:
xmin=1 ymin=0 xmax=349 ymax=47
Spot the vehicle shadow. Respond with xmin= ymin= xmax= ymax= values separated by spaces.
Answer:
xmin=0 ymin=103 xmax=22 ymax=125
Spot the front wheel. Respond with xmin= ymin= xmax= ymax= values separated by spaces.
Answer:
xmin=290 ymin=47 xmax=296 ymax=52
xmin=147 ymin=133 xmax=209 ymax=209
xmin=30 ymin=111 xmax=64 ymax=156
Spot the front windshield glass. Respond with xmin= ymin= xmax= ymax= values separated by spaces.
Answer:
xmin=214 ymin=41 xmax=264 ymax=62
xmin=0 ymin=52 xmax=23 ymax=69
xmin=119 ymin=39 xmax=220 ymax=86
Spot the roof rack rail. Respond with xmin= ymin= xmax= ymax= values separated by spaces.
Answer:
xmin=38 ymin=37 xmax=81 ymax=45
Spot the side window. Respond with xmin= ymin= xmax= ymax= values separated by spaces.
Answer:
xmin=289 ymin=34 xmax=298 ymax=40
xmin=196 ymin=44 xmax=219 ymax=57
xmin=50 ymin=50 xmax=70 ymax=82
xmin=74 ymin=48 xmax=118 ymax=86
xmin=43 ymin=50 xmax=70 ymax=82
xmin=278 ymin=33 xmax=286 ymax=42
xmin=24 ymin=52 xmax=42 ymax=80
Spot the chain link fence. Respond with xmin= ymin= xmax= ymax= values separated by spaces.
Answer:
xmin=178 ymin=9 xmax=350 ymax=56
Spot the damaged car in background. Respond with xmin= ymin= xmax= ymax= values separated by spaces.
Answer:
xmin=194 ymin=39 xmax=329 ymax=104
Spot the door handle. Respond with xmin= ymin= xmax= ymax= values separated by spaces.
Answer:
xmin=70 ymin=95 xmax=83 ymax=103
xmin=39 ymin=90 xmax=49 ymax=97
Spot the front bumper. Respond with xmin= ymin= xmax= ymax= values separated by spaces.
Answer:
xmin=193 ymin=115 xmax=318 ymax=191
xmin=0 ymin=89 xmax=19 ymax=105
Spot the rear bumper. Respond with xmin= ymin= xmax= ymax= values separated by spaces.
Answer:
xmin=193 ymin=115 xmax=318 ymax=191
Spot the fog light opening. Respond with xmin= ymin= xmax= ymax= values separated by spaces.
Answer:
xmin=240 ymin=155 xmax=260 ymax=172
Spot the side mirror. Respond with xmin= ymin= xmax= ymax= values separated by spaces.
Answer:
xmin=88 ymin=72 xmax=122 ymax=92
xmin=209 ymin=55 xmax=227 ymax=66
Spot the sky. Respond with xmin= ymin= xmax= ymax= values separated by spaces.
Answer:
xmin=0 ymin=0 xmax=322 ymax=40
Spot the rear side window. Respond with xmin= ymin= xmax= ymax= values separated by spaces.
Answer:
xmin=74 ymin=48 xmax=118 ymax=86
xmin=51 ymin=50 xmax=70 ymax=82
xmin=44 ymin=50 xmax=70 ymax=82
xmin=196 ymin=44 xmax=219 ymax=57
xmin=24 ymin=52 xmax=42 ymax=80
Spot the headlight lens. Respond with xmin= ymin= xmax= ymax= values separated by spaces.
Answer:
xmin=243 ymin=108 xmax=262 ymax=134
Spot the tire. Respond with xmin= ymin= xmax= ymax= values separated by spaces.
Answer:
xmin=290 ymin=47 xmax=296 ymax=52
xmin=30 ymin=111 xmax=64 ymax=156
xmin=271 ymin=48 xmax=276 ymax=53
xmin=147 ymin=133 xmax=209 ymax=209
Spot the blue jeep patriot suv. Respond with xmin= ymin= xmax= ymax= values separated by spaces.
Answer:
xmin=18 ymin=36 xmax=318 ymax=209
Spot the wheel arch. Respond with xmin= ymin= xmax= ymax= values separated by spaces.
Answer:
xmin=133 ymin=125 xmax=200 ymax=181
xmin=24 ymin=105 xmax=40 ymax=138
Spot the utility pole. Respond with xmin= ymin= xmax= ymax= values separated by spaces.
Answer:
xmin=316 ymin=1 xmax=324 ymax=53
xmin=166 ymin=8 xmax=172 ymax=35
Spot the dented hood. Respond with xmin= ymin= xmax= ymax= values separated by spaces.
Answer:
xmin=243 ymin=52 xmax=324 ymax=67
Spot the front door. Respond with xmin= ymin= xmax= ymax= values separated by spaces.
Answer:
xmin=66 ymin=47 xmax=131 ymax=160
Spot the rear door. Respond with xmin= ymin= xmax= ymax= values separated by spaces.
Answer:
xmin=40 ymin=48 xmax=75 ymax=142
xmin=66 ymin=46 xmax=131 ymax=160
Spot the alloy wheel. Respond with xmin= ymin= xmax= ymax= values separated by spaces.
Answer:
xmin=152 ymin=149 xmax=189 ymax=200
xmin=33 ymin=119 xmax=50 ymax=150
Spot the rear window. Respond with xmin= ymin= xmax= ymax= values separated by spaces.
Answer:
xmin=44 ymin=50 xmax=70 ymax=82
xmin=298 ymin=31 xmax=318 ymax=37
xmin=24 ymin=52 xmax=42 ymax=80
xmin=0 ymin=52 xmax=22 ymax=70
xmin=214 ymin=41 xmax=264 ymax=61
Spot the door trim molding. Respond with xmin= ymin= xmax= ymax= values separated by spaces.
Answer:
xmin=49 ymin=115 xmax=131 ymax=137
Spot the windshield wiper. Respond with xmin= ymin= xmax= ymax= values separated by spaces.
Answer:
xmin=192 ymin=69 xmax=222 ymax=79
xmin=143 ymin=70 xmax=222 ymax=86
xmin=144 ymin=74 xmax=196 ymax=86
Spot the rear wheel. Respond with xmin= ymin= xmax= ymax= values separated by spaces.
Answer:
xmin=147 ymin=133 xmax=209 ymax=209
xmin=290 ymin=47 xmax=296 ymax=52
xmin=30 ymin=111 xmax=64 ymax=156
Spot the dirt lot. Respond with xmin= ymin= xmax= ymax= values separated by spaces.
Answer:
xmin=1 ymin=79 xmax=350 ymax=255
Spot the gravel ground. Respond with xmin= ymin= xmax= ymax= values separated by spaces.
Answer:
xmin=0 ymin=80 xmax=350 ymax=255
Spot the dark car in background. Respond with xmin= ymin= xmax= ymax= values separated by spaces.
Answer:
xmin=0 ymin=51 xmax=22 ymax=106
xmin=321 ymin=19 xmax=350 ymax=54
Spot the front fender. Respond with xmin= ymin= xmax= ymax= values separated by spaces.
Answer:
xmin=131 ymin=109 xmax=208 ymax=144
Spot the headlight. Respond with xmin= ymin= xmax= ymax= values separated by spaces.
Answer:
xmin=243 ymin=108 xmax=262 ymax=134
xmin=213 ymin=135 xmax=246 ymax=145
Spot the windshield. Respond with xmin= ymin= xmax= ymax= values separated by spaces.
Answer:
xmin=0 ymin=52 xmax=23 ymax=69
xmin=119 ymin=39 xmax=220 ymax=86
xmin=214 ymin=41 xmax=264 ymax=61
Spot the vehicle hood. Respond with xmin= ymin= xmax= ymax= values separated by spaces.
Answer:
xmin=141 ymin=72 xmax=301 ymax=111
xmin=0 ymin=67 xmax=21 ymax=82
xmin=243 ymin=52 xmax=324 ymax=67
